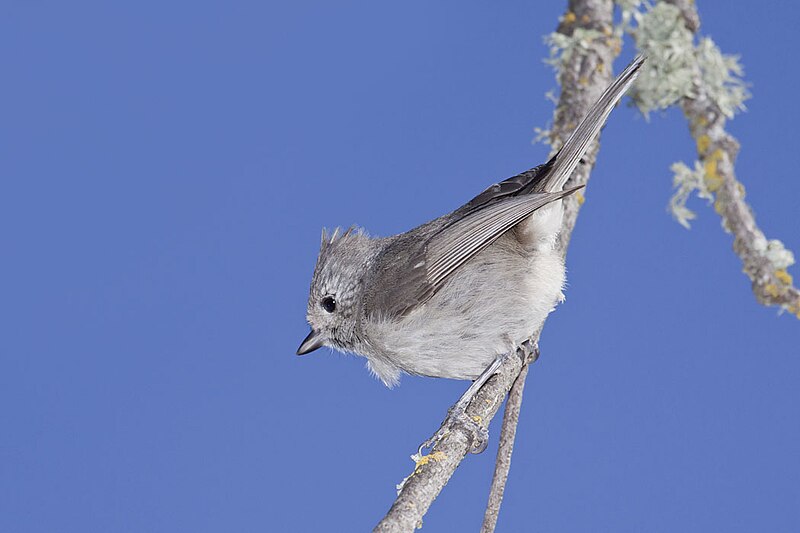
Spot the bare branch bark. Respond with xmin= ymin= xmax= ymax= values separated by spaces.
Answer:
xmin=374 ymin=2 xmax=620 ymax=531
xmin=664 ymin=0 xmax=800 ymax=318
xmin=480 ymin=362 xmax=530 ymax=533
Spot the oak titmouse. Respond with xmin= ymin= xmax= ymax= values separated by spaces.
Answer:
xmin=299 ymin=57 xmax=643 ymax=393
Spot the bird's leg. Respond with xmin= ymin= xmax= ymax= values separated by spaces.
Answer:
xmin=419 ymin=339 xmax=537 ymax=455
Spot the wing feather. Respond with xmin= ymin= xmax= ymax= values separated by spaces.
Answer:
xmin=425 ymin=187 xmax=581 ymax=288
xmin=365 ymin=187 xmax=582 ymax=318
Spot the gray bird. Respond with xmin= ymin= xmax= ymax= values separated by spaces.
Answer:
xmin=298 ymin=56 xmax=643 ymax=450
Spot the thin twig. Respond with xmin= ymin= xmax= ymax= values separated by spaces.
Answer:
xmin=480 ymin=362 xmax=530 ymax=533
xmin=373 ymin=1 xmax=621 ymax=530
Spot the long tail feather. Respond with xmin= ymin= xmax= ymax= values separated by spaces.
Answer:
xmin=537 ymin=55 xmax=645 ymax=192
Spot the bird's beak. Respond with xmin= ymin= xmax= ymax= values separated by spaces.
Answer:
xmin=296 ymin=329 xmax=325 ymax=355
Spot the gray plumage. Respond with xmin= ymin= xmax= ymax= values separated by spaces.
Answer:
xmin=299 ymin=56 xmax=644 ymax=387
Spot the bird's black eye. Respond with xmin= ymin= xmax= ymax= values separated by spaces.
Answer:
xmin=321 ymin=296 xmax=336 ymax=313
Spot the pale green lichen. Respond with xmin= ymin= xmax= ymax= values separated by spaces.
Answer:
xmin=751 ymin=234 xmax=796 ymax=271
xmin=609 ymin=2 xmax=796 ymax=313
xmin=615 ymin=1 xmax=751 ymax=229
xmin=669 ymin=160 xmax=712 ymax=228
xmin=627 ymin=3 xmax=696 ymax=117
xmin=618 ymin=2 xmax=749 ymax=120
xmin=543 ymin=28 xmax=606 ymax=78
xmin=694 ymin=37 xmax=750 ymax=118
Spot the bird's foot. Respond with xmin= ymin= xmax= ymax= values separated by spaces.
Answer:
xmin=519 ymin=338 xmax=539 ymax=365
xmin=417 ymin=340 xmax=537 ymax=456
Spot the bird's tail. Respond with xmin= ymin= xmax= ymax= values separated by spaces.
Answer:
xmin=537 ymin=55 xmax=645 ymax=193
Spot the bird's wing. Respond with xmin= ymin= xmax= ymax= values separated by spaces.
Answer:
xmin=458 ymin=161 xmax=553 ymax=214
xmin=367 ymin=186 xmax=581 ymax=318
xmin=424 ymin=188 xmax=580 ymax=289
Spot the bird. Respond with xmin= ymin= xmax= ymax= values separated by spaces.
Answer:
xmin=298 ymin=56 xmax=644 ymax=451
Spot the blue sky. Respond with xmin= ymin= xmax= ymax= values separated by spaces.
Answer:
xmin=2 ymin=1 xmax=799 ymax=531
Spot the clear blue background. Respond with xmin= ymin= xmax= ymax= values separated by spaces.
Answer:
xmin=2 ymin=1 xmax=798 ymax=531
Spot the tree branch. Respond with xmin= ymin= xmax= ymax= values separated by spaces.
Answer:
xmin=663 ymin=0 xmax=800 ymax=318
xmin=373 ymin=347 xmax=524 ymax=533
xmin=374 ymin=2 xmax=620 ymax=531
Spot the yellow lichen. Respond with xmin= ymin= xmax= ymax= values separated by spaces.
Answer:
xmin=471 ymin=415 xmax=483 ymax=424
xmin=703 ymin=149 xmax=724 ymax=192
xmin=696 ymin=134 xmax=711 ymax=155
xmin=581 ymin=14 xmax=590 ymax=23
xmin=764 ymin=284 xmax=781 ymax=298
xmin=562 ymin=11 xmax=576 ymax=24
xmin=713 ymin=198 xmax=725 ymax=215
xmin=578 ymin=76 xmax=589 ymax=86
xmin=575 ymin=191 xmax=586 ymax=205
xmin=414 ymin=451 xmax=447 ymax=470
xmin=775 ymin=269 xmax=793 ymax=286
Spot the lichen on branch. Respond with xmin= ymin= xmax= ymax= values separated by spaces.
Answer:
xmin=610 ymin=0 xmax=800 ymax=318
